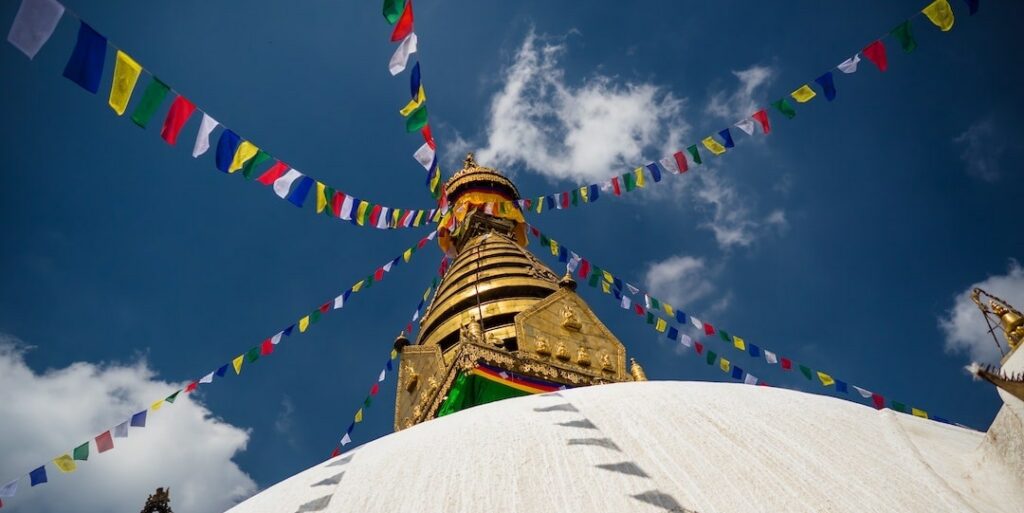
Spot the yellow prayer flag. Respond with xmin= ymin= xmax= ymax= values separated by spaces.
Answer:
xmin=392 ymin=209 xmax=401 ymax=226
xmin=232 ymin=355 xmax=244 ymax=375
xmin=549 ymin=239 xmax=558 ymax=256
xmin=922 ymin=0 xmax=954 ymax=32
xmin=390 ymin=349 xmax=398 ymax=359
xmin=151 ymin=399 xmax=164 ymax=411
xmin=298 ymin=316 xmax=310 ymax=333
xmin=817 ymin=371 xmax=835 ymax=387
xmin=109 ymin=51 xmax=142 ymax=116
xmin=229 ymin=141 xmax=259 ymax=173
xmin=400 ymin=86 xmax=427 ymax=116
xmin=354 ymin=408 xmax=364 ymax=423
xmin=352 ymin=280 xmax=365 ymax=292
xmin=356 ymin=201 xmax=370 ymax=226
xmin=635 ymin=167 xmax=646 ymax=188
xmin=601 ymin=281 xmax=610 ymax=294
xmin=702 ymin=136 xmax=727 ymax=156
xmin=655 ymin=318 xmax=667 ymax=333
xmin=315 ymin=182 xmax=327 ymax=213
xmin=602 ymin=271 xmax=614 ymax=284
xmin=720 ymin=357 xmax=730 ymax=373
xmin=53 ymin=454 xmax=77 ymax=473
xmin=663 ymin=303 xmax=674 ymax=316
xmin=580 ymin=187 xmax=589 ymax=202
xmin=790 ymin=84 xmax=817 ymax=103
xmin=403 ymin=248 xmax=413 ymax=263
xmin=733 ymin=336 xmax=746 ymax=351
xmin=911 ymin=408 xmax=929 ymax=419
xmin=413 ymin=210 xmax=424 ymax=226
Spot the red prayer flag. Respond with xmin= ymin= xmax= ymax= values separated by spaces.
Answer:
xmin=703 ymin=323 xmax=715 ymax=335
xmin=694 ymin=342 xmax=704 ymax=354
xmin=611 ymin=177 xmax=622 ymax=196
xmin=578 ymin=259 xmax=590 ymax=278
xmin=368 ymin=205 xmax=383 ymax=227
xmin=530 ymin=226 xmax=540 ymax=237
xmin=418 ymin=237 xmax=429 ymax=249
xmin=780 ymin=358 xmax=793 ymax=370
xmin=260 ymin=340 xmax=274 ymax=356
xmin=95 ymin=430 xmax=114 ymax=453
xmin=634 ymin=304 xmax=645 ymax=316
xmin=331 ymin=192 xmax=344 ymax=217
xmin=374 ymin=268 xmax=385 ymax=281
xmin=160 ymin=96 xmax=197 ymax=146
xmin=752 ymin=109 xmax=771 ymax=134
xmin=256 ymin=161 xmax=289 ymax=185
xmin=871 ymin=393 xmax=885 ymax=409
xmin=330 ymin=446 xmax=341 ymax=458
xmin=673 ymin=151 xmax=688 ymax=173
xmin=184 ymin=381 xmax=198 ymax=393
xmin=390 ymin=0 xmax=414 ymax=41
xmin=523 ymin=198 xmax=532 ymax=209
xmin=560 ymin=192 xmax=569 ymax=208
xmin=421 ymin=124 xmax=436 ymax=149
xmin=405 ymin=323 xmax=413 ymax=334
xmin=862 ymin=40 xmax=888 ymax=72
xmin=319 ymin=302 xmax=331 ymax=313
xmin=370 ymin=383 xmax=380 ymax=396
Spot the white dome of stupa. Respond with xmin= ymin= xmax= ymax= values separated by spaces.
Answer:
xmin=225 ymin=381 xmax=1023 ymax=513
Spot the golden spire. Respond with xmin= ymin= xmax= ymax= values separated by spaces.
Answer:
xmin=630 ymin=358 xmax=648 ymax=381
xmin=971 ymin=288 xmax=1023 ymax=357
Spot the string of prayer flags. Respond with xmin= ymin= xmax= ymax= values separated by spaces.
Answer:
xmin=7 ymin=0 xmax=64 ymax=59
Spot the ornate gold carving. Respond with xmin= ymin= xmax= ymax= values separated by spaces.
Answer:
xmin=555 ymin=342 xmax=570 ymax=361
xmin=576 ymin=345 xmax=591 ymax=366
xmin=402 ymin=360 xmax=419 ymax=393
xmin=601 ymin=353 xmax=614 ymax=372
xmin=630 ymin=358 xmax=648 ymax=381
xmin=535 ymin=335 xmax=551 ymax=356
xmin=561 ymin=304 xmax=583 ymax=332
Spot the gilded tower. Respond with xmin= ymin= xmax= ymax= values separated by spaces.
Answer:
xmin=393 ymin=155 xmax=643 ymax=430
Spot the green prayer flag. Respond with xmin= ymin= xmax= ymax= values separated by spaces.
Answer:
xmin=73 ymin=442 xmax=89 ymax=461
xmin=310 ymin=310 xmax=321 ymax=324
xmin=363 ymin=396 xmax=372 ymax=408
xmin=798 ymin=365 xmax=813 ymax=380
xmin=891 ymin=401 xmax=907 ymax=413
xmin=891 ymin=21 xmax=916 ymax=53
xmin=771 ymin=98 xmax=797 ymax=120
xmin=165 ymin=390 xmax=181 ymax=403
xmin=706 ymin=350 xmax=717 ymax=365
xmin=588 ymin=270 xmax=600 ymax=287
xmin=241 ymin=150 xmax=271 ymax=179
xmin=364 ymin=275 xmax=374 ymax=288
xmin=246 ymin=347 xmax=259 ymax=363
xmin=686 ymin=145 xmax=702 ymax=165
xmin=623 ymin=173 xmax=636 ymax=192
xmin=383 ymin=0 xmax=405 ymax=24
xmin=323 ymin=186 xmax=335 ymax=214
xmin=719 ymin=330 xmax=730 ymax=342
xmin=130 ymin=77 xmax=170 ymax=128
xmin=649 ymin=297 xmax=660 ymax=310
xmin=571 ymin=189 xmax=579 ymax=206
xmin=646 ymin=312 xmax=654 ymax=325
xmin=539 ymin=234 xmax=550 ymax=247
xmin=405 ymin=104 xmax=429 ymax=133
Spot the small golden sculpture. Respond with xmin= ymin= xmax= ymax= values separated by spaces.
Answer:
xmin=427 ymin=376 xmax=440 ymax=396
xmin=971 ymin=288 xmax=1024 ymax=355
xmin=555 ymin=342 xmax=570 ymax=361
xmin=601 ymin=353 xmax=614 ymax=372
xmin=630 ymin=358 xmax=647 ymax=381
xmin=140 ymin=487 xmax=172 ymax=513
xmin=576 ymin=345 xmax=591 ymax=366
xmin=461 ymin=316 xmax=485 ymax=344
xmin=561 ymin=304 xmax=583 ymax=332
xmin=403 ymin=360 xmax=419 ymax=392
xmin=535 ymin=336 xmax=551 ymax=356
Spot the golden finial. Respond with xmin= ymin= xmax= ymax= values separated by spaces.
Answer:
xmin=971 ymin=288 xmax=1023 ymax=356
xmin=393 ymin=330 xmax=411 ymax=353
xmin=463 ymin=152 xmax=477 ymax=169
xmin=559 ymin=272 xmax=577 ymax=291
xmin=630 ymin=358 xmax=647 ymax=381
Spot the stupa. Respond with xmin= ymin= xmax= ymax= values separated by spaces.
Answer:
xmin=225 ymin=158 xmax=1024 ymax=513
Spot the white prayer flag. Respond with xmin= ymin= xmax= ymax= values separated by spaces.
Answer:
xmin=853 ymin=385 xmax=873 ymax=399
xmin=113 ymin=420 xmax=129 ymax=438
xmin=626 ymin=283 xmax=640 ymax=295
xmin=744 ymin=374 xmax=758 ymax=385
xmin=620 ymin=295 xmax=631 ymax=309
xmin=7 ymin=0 xmax=65 ymax=59
xmin=567 ymin=252 xmax=581 ymax=273
xmin=339 ymin=195 xmax=355 ymax=221
xmin=413 ymin=142 xmax=435 ymax=170
xmin=378 ymin=369 xmax=386 ymax=382
xmin=680 ymin=334 xmax=693 ymax=348
xmin=838 ymin=54 xmax=861 ymax=74
xmin=383 ymin=261 xmax=394 ymax=273
xmin=273 ymin=169 xmax=303 ymax=198
xmin=412 ymin=308 xmax=420 ymax=321
xmin=0 ymin=479 xmax=18 ymax=498
xmin=199 ymin=372 xmax=214 ymax=384
xmin=192 ymin=113 xmax=218 ymax=157
xmin=376 ymin=207 xmax=390 ymax=229
xmin=734 ymin=119 xmax=756 ymax=135
xmin=644 ymin=295 xmax=652 ymax=309
xmin=271 ymin=332 xmax=283 ymax=345
xmin=333 ymin=293 xmax=345 ymax=310
xmin=340 ymin=433 xmax=352 ymax=446
xmin=388 ymin=32 xmax=418 ymax=76
xmin=658 ymin=157 xmax=676 ymax=173
xmin=764 ymin=350 xmax=778 ymax=364
xmin=427 ymin=230 xmax=438 ymax=241
xmin=690 ymin=316 xmax=703 ymax=331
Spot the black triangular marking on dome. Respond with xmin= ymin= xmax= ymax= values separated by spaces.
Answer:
xmin=533 ymin=403 xmax=578 ymax=412
xmin=596 ymin=461 xmax=649 ymax=478
xmin=311 ymin=472 xmax=344 ymax=486
xmin=557 ymin=418 xmax=598 ymax=429
xmin=325 ymin=454 xmax=353 ymax=467
xmin=631 ymin=490 xmax=695 ymax=512
xmin=295 ymin=494 xmax=332 ymax=512
xmin=568 ymin=438 xmax=621 ymax=451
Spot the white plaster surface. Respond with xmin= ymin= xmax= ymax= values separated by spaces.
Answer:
xmin=226 ymin=381 xmax=1023 ymax=513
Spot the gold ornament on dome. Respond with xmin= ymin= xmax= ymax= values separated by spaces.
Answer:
xmin=601 ymin=353 xmax=614 ymax=372
xmin=403 ymin=360 xmax=419 ymax=392
xmin=630 ymin=358 xmax=648 ymax=381
xmin=576 ymin=345 xmax=591 ymax=366
xmin=561 ymin=304 xmax=583 ymax=331
xmin=555 ymin=342 xmax=570 ymax=361
xmin=535 ymin=336 xmax=551 ymax=356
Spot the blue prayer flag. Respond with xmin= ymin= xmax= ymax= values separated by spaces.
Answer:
xmin=30 ymin=466 xmax=47 ymax=487
xmin=558 ymin=246 xmax=568 ymax=263
xmin=675 ymin=311 xmax=687 ymax=324
xmin=215 ymin=130 xmax=242 ymax=173
xmin=731 ymin=366 xmax=744 ymax=380
xmin=283 ymin=324 xmax=295 ymax=336
xmin=588 ymin=184 xmax=600 ymax=202
xmin=545 ymin=195 xmax=555 ymax=210
xmin=215 ymin=364 xmax=228 ymax=377
xmin=748 ymin=343 xmax=761 ymax=358
xmin=933 ymin=416 xmax=951 ymax=424
xmin=346 ymin=422 xmax=355 ymax=434
xmin=62 ymin=22 xmax=107 ymax=94
xmin=612 ymin=289 xmax=622 ymax=300
xmin=962 ymin=0 xmax=978 ymax=15
xmin=346 ymin=197 xmax=361 ymax=226
xmin=410 ymin=62 xmax=421 ymax=99
xmin=286 ymin=176 xmax=315 ymax=207
xmin=130 ymin=410 xmax=147 ymax=427
xmin=667 ymin=326 xmax=679 ymax=341
xmin=612 ymin=277 xmax=623 ymax=291
xmin=645 ymin=163 xmax=662 ymax=183
xmin=835 ymin=379 xmax=848 ymax=394
xmin=718 ymin=128 xmax=735 ymax=148
xmin=815 ymin=72 xmax=836 ymax=102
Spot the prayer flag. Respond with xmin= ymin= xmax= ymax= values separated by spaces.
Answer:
xmin=151 ymin=399 xmax=164 ymax=410
xmin=731 ymin=366 xmax=743 ymax=380
xmin=378 ymin=369 xmax=387 ymax=382
xmin=341 ymin=433 xmax=352 ymax=446
xmin=764 ymin=350 xmax=777 ymax=364
xmin=0 ymin=479 xmax=17 ymax=497
xmin=401 ymin=86 xmax=426 ymax=116
xmin=891 ymin=21 xmax=917 ymax=53
xmin=780 ymin=357 xmax=792 ymax=370
xmin=406 ymin=104 xmax=429 ymax=132
xmin=744 ymin=374 xmax=758 ymax=385
xmin=272 ymin=169 xmax=302 ymax=198
xmin=922 ymin=0 xmax=955 ymax=31
xmin=611 ymin=177 xmax=622 ymax=196
xmin=838 ymin=54 xmax=861 ymax=73
xmin=734 ymin=119 xmax=755 ymax=135
xmin=286 ymin=176 xmax=314 ymax=207
xmin=690 ymin=316 xmax=703 ymax=331
xmin=673 ymin=151 xmax=688 ymax=173
xmin=771 ymin=98 xmax=796 ymax=119
xmin=165 ymin=390 xmax=180 ymax=403
xmin=246 ymin=347 xmax=259 ymax=363
xmin=390 ymin=0 xmax=414 ymax=41
xmin=73 ymin=442 xmax=89 ymax=461
xmin=733 ymin=336 xmax=745 ymax=351
xmin=389 ymin=32 xmax=417 ymax=75
xmin=706 ymin=350 xmax=717 ymax=365
xmin=718 ymin=330 xmax=731 ymax=343
xmin=53 ymin=454 xmax=76 ymax=473
xmin=229 ymin=141 xmax=259 ymax=173
xmin=686 ymin=144 xmax=702 ymax=164
xmin=299 ymin=315 xmax=310 ymax=333
xmin=130 ymin=410 xmax=147 ymax=427
xmin=667 ymin=326 xmax=678 ymax=341
xmin=814 ymin=72 xmax=836 ymax=102
xmin=646 ymin=163 xmax=662 ymax=183
xmin=578 ymin=259 xmax=590 ymax=279
xmin=192 ymin=113 xmax=219 ymax=158
xmin=752 ymin=109 xmax=771 ymax=134
xmin=718 ymin=128 xmax=735 ymax=148
xmin=680 ymin=334 xmax=693 ymax=348
xmin=623 ymin=172 xmax=636 ymax=192
xmin=232 ymin=355 xmax=244 ymax=375
xmin=655 ymin=318 xmax=667 ymax=333
xmin=62 ymin=22 xmax=106 ymax=94
xmin=798 ymin=365 xmax=813 ymax=380
xmin=635 ymin=167 xmax=645 ymax=188
xmin=891 ymin=401 xmax=907 ymax=413
xmin=30 ymin=466 xmax=47 ymax=487
xmin=215 ymin=129 xmax=242 ymax=172
xmin=871 ymin=393 xmax=885 ymax=409
xmin=835 ymin=380 xmax=848 ymax=394
xmin=853 ymin=385 xmax=872 ymax=398
xmin=414 ymin=142 xmax=435 ymax=170
xmin=130 ymin=77 xmax=170 ymax=128
xmin=694 ymin=342 xmax=704 ymax=354
xmin=702 ymin=136 xmax=726 ymax=155
xmin=703 ymin=322 xmax=715 ymax=336
xmin=911 ymin=408 xmax=928 ymax=419
xmin=261 ymin=340 xmax=274 ymax=356
xmin=354 ymin=408 xmax=364 ymax=423
xmin=720 ymin=357 xmax=730 ymax=373
xmin=862 ymin=40 xmax=888 ymax=72
xmin=962 ymin=0 xmax=978 ymax=15
xmin=817 ymin=371 xmax=835 ymax=387
xmin=242 ymin=149 xmax=271 ymax=179
xmin=383 ymin=0 xmax=406 ymax=23
xmin=746 ymin=343 xmax=760 ymax=357
xmin=199 ymin=372 xmax=214 ymax=384
xmin=108 ymin=51 xmax=142 ymax=115
xmin=790 ymin=84 xmax=816 ymax=103
xmin=160 ymin=96 xmax=196 ymax=145
xmin=7 ymin=0 xmax=65 ymax=59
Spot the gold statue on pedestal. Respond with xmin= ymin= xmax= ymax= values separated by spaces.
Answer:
xmin=576 ymin=345 xmax=591 ymax=366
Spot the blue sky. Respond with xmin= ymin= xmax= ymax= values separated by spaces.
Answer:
xmin=1 ymin=1 xmax=1022 ymax=511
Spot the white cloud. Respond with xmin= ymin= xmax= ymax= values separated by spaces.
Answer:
xmin=274 ymin=395 xmax=298 ymax=448
xmin=939 ymin=260 xmax=1024 ymax=363
xmin=953 ymin=118 xmax=1005 ymax=182
xmin=692 ymin=171 xmax=759 ymax=249
xmin=473 ymin=30 xmax=689 ymax=183
xmin=705 ymin=65 xmax=775 ymax=122
xmin=0 ymin=336 xmax=257 ymax=513
xmin=644 ymin=255 xmax=716 ymax=309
